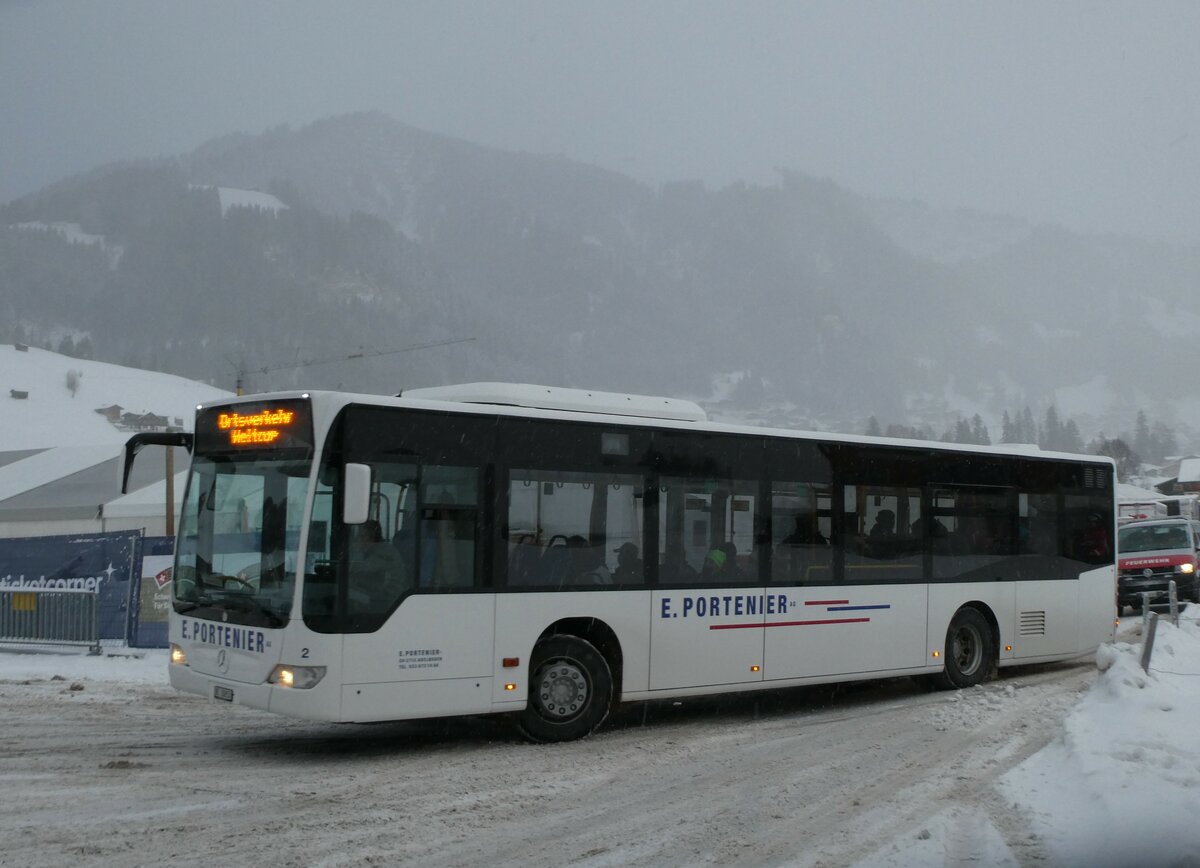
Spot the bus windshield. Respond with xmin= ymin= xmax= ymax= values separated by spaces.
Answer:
xmin=173 ymin=454 xmax=312 ymax=627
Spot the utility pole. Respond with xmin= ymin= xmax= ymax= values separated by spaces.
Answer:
xmin=165 ymin=445 xmax=175 ymax=537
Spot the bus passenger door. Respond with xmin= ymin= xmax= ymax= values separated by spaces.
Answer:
xmin=764 ymin=483 xmax=927 ymax=681
xmin=336 ymin=457 xmax=496 ymax=719
xmin=650 ymin=478 xmax=765 ymax=690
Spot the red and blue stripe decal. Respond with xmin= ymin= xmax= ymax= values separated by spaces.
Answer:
xmin=709 ymin=599 xmax=891 ymax=630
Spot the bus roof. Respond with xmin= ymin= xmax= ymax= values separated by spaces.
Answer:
xmin=401 ymin=382 xmax=708 ymax=423
xmin=204 ymin=386 xmax=1115 ymax=469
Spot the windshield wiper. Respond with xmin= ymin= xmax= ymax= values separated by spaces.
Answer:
xmin=215 ymin=593 xmax=287 ymax=628
xmin=174 ymin=594 xmax=214 ymax=614
xmin=175 ymin=592 xmax=284 ymax=628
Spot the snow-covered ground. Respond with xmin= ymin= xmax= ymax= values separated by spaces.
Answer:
xmin=2 ymin=616 xmax=1198 ymax=867
xmin=867 ymin=614 xmax=1200 ymax=868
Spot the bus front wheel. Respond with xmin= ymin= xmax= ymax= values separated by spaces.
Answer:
xmin=518 ymin=635 xmax=613 ymax=743
xmin=933 ymin=607 xmax=995 ymax=690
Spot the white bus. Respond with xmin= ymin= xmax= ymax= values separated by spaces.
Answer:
xmin=124 ymin=384 xmax=1116 ymax=742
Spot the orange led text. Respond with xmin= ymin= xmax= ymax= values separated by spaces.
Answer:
xmin=217 ymin=409 xmax=296 ymax=447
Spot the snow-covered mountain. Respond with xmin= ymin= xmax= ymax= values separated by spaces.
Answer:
xmin=0 ymin=344 xmax=230 ymax=452
xmin=4 ymin=112 xmax=1199 ymax=449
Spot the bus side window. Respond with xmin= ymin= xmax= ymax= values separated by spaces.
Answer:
xmin=769 ymin=481 xmax=832 ymax=585
xmin=842 ymin=484 xmax=922 ymax=584
xmin=418 ymin=467 xmax=480 ymax=588
xmin=659 ymin=476 xmax=758 ymax=585
xmin=505 ymin=468 xmax=645 ymax=589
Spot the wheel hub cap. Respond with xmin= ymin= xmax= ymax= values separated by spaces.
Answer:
xmin=953 ymin=627 xmax=981 ymax=673
xmin=538 ymin=662 xmax=588 ymax=719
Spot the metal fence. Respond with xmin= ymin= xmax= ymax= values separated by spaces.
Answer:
xmin=0 ymin=587 xmax=101 ymax=654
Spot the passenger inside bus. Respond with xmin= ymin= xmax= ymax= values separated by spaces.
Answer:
xmin=612 ymin=542 xmax=643 ymax=583
xmin=701 ymin=541 xmax=740 ymax=581
xmin=349 ymin=519 xmax=412 ymax=604
xmin=1074 ymin=512 xmax=1111 ymax=561
xmin=869 ymin=509 xmax=896 ymax=540
xmin=661 ymin=544 xmax=696 ymax=582
xmin=776 ymin=513 xmax=831 ymax=583
xmin=570 ymin=540 xmax=612 ymax=585
xmin=909 ymin=515 xmax=949 ymax=539
xmin=780 ymin=513 xmax=827 ymax=546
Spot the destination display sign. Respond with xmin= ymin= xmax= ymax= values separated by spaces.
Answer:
xmin=195 ymin=398 xmax=314 ymax=455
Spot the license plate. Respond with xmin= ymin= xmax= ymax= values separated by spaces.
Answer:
xmin=213 ymin=685 xmax=234 ymax=702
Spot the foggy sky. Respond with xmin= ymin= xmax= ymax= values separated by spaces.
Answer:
xmin=4 ymin=0 xmax=1200 ymax=242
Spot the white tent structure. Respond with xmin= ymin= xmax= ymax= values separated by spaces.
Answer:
xmin=0 ymin=444 xmax=189 ymax=538
xmin=0 ymin=343 xmax=229 ymax=539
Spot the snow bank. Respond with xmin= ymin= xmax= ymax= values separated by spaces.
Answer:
xmin=1001 ymin=615 xmax=1200 ymax=867
xmin=856 ymin=617 xmax=1200 ymax=868
xmin=0 ymin=646 xmax=167 ymax=684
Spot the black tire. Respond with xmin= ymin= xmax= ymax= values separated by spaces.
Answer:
xmin=517 ymin=635 xmax=613 ymax=743
xmin=932 ymin=607 xmax=995 ymax=690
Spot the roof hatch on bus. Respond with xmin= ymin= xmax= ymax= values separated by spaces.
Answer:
xmin=401 ymin=382 xmax=708 ymax=423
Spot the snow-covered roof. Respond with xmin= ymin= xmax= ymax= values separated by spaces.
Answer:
xmin=1179 ymin=457 xmax=1200 ymax=484
xmin=1117 ymin=482 xmax=1167 ymax=501
xmin=102 ymin=470 xmax=187 ymax=519
xmin=0 ymin=444 xmax=120 ymax=503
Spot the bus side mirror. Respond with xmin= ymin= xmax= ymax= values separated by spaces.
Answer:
xmin=343 ymin=463 xmax=372 ymax=525
xmin=121 ymin=431 xmax=194 ymax=493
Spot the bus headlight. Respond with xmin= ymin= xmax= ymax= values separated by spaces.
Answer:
xmin=170 ymin=644 xmax=187 ymax=666
xmin=268 ymin=665 xmax=327 ymax=689
xmin=1177 ymin=563 xmax=1195 ymax=575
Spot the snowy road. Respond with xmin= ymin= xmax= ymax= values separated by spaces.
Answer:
xmin=0 ymin=656 xmax=1097 ymax=868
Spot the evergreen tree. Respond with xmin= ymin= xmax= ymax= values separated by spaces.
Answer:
xmin=1001 ymin=410 xmax=1015 ymax=443
xmin=886 ymin=423 xmax=924 ymax=440
xmin=1133 ymin=410 xmax=1151 ymax=460
xmin=970 ymin=414 xmax=990 ymax=446
xmin=1092 ymin=437 xmax=1140 ymax=483
xmin=1149 ymin=421 xmax=1178 ymax=464
xmin=1020 ymin=407 xmax=1037 ymax=444
xmin=1062 ymin=419 xmax=1083 ymax=453
xmin=865 ymin=416 xmax=882 ymax=437
xmin=1041 ymin=405 xmax=1062 ymax=450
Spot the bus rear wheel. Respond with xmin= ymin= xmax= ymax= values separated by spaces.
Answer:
xmin=932 ymin=607 xmax=995 ymax=690
xmin=518 ymin=635 xmax=613 ymax=743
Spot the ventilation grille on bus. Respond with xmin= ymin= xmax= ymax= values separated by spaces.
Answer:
xmin=1083 ymin=466 xmax=1107 ymax=488
xmin=1019 ymin=611 xmax=1047 ymax=636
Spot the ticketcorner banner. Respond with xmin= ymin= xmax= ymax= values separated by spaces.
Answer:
xmin=0 ymin=531 xmax=141 ymax=641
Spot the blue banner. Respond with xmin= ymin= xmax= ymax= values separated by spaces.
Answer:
xmin=0 ymin=531 xmax=141 ymax=641
xmin=130 ymin=536 xmax=174 ymax=648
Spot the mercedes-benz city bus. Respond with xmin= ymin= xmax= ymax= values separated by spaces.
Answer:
xmin=124 ymin=384 xmax=1116 ymax=742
